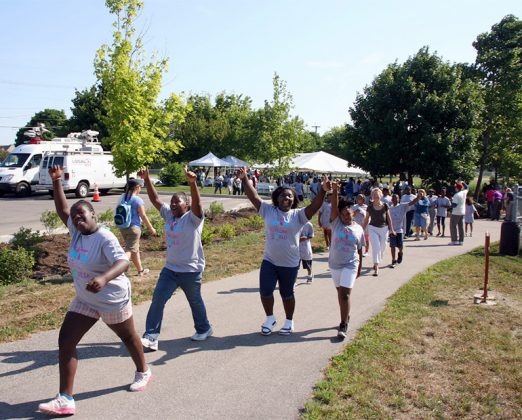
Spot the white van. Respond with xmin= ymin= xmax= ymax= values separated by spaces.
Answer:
xmin=0 ymin=138 xmax=85 ymax=196
xmin=37 ymin=146 xmax=131 ymax=198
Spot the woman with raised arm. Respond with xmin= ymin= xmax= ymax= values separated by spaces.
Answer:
xmin=239 ymin=166 xmax=330 ymax=336
xmin=328 ymin=181 xmax=365 ymax=339
xmin=362 ymin=188 xmax=395 ymax=277
xmin=38 ymin=166 xmax=151 ymax=416
xmin=139 ymin=167 xmax=212 ymax=352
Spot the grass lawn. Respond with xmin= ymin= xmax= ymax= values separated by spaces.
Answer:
xmin=302 ymin=243 xmax=522 ymax=419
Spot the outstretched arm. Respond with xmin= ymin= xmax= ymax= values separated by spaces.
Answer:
xmin=49 ymin=165 xmax=69 ymax=225
xmin=239 ymin=167 xmax=262 ymax=211
xmin=305 ymin=176 xmax=330 ymax=220
xmin=330 ymin=181 xmax=340 ymax=223
xmin=138 ymin=168 xmax=163 ymax=212
xmin=186 ymin=167 xmax=203 ymax=218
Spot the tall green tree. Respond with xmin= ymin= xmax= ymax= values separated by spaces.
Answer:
xmin=67 ymin=84 xmax=109 ymax=142
xmin=14 ymin=109 xmax=68 ymax=146
xmin=473 ymin=14 xmax=522 ymax=192
xmin=346 ymin=47 xmax=484 ymax=187
xmin=250 ymin=73 xmax=308 ymax=175
xmin=94 ymin=0 xmax=186 ymax=176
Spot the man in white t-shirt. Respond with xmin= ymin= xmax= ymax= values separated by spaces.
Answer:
xmin=449 ymin=182 xmax=468 ymax=245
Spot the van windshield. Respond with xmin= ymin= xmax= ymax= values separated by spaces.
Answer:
xmin=0 ymin=153 xmax=30 ymax=168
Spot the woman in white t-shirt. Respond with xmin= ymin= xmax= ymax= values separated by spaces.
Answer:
xmin=239 ymin=167 xmax=330 ymax=336
xmin=38 ymin=166 xmax=151 ymax=416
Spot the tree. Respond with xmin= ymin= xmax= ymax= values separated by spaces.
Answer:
xmin=67 ymin=85 xmax=109 ymax=142
xmin=250 ymin=73 xmax=308 ymax=175
xmin=346 ymin=47 xmax=484 ymax=187
xmin=94 ymin=0 xmax=186 ymax=177
xmin=14 ymin=109 xmax=68 ymax=146
xmin=472 ymin=14 xmax=522 ymax=193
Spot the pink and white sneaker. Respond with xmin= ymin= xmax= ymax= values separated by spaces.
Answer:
xmin=129 ymin=368 xmax=152 ymax=392
xmin=38 ymin=393 xmax=76 ymax=415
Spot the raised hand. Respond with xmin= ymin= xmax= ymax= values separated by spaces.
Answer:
xmin=321 ymin=175 xmax=332 ymax=192
xmin=331 ymin=181 xmax=340 ymax=194
xmin=185 ymin=166 xmax=197 ymax=184
xmin=237 ymin=166 xmax=248 ymax=180
xmin=49 ymin=165 xmax=63 ymax=181
xmin=137 ymin=168 xmax=150 ymax=180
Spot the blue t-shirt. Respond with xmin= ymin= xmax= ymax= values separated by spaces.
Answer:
xmin=414 ymin=197 xmax=430 ymax=215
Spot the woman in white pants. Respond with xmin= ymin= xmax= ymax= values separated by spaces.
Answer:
xmin=363 ymin=188 xmax=395 ymax=276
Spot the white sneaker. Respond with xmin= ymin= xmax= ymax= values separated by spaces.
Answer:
xmin=129 ymin=368 xmax=152 ymax=392
xmin=261 ymin=316 xmax=277 ymax=336
xmin=38 ymin=394 xmax=75 ymax=415
xmin=141 ymin=336 xmax=158 ymax=351
xmin=278 ymin=319 xmax=294 ymax=335
xmin=362 ymin=252 xmax=368 ymax=257
xmin=191 ymin=327 xmax=213 ymax=341
xmin=307 ymin=275 xmax=313 ymax=283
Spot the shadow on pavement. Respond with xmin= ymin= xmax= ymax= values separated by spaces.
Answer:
xmin=0 ymin=384 xmax=128 ymax=419
xmin=217 ymin=287 xmax=259 ymax=295
xmin=0 ymin=342 xmax=126 ymax=379
xmin=152 ymin=326 xmax=336 ymax=366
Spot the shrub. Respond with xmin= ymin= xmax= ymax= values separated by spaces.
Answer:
xmin=97 ymin=208 xmax=114 ymax=227
xmin=207 ymin=201 xmax=225 ymax=218
xmin=201 ymin=225 xmax=216 ymax=245
xmin=0 ymin=247 xmax=35 ymax=285
xmin=145 ymin=207 xmax=164 ymax=235
xmin=10 ymin=227 xmax=44 ymax=251
xmin=247 ymin=215 xmax=264 ymax=229
xmin=218 ymin=223 xmax=236 ymax=239
xmin=40 ymin=210 xmax=62 ymax=234
xmin=159 ymin=162 xmax=186 ymax=186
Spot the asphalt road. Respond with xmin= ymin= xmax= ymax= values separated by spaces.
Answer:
xmin=0 ymin=219 xmax=502 ymax=419
xmin=0 ymin=191 xmax=250 ymax=242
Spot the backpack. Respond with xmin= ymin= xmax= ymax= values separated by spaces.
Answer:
xmin=114 ymin=195 xmax=132 ymax=228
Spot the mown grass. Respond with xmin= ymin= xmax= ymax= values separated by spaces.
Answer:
xmin=302 ymin=244 xmax=522 ymax=419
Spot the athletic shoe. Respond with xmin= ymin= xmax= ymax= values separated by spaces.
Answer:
xmin=138 ymin=268 xmax=150 ymax=276
xmin=362 ymin=252 xmax=368 ymax=257
xmin=307 ymin=275 xmax=313 ymax=283
xmin=458 ymin=241 xmax=464 ymax=246
xmin=38 ymin=394 xmax=76 ymax=415
xmin=191 ymin=327 xmax=213 ymax=341
xmin=448 ymin=241 xmax=459 ymax=245
xmin=337 ymin=322 xmax=348 ymax=339
xmin=278 ymin=319 xmax=294 ymax=335
xmin=470 ymin=233 xmax=472 ymax=237
xmin=141 ymin=336 xmax=158 ymax=351
xmin=261 ymin=316 xmax=277 ymax=336
xmin=129 ymin=368 xmax=152 ymax=392
xmin=390 ymin=261 xmax=397 ymax=268
xmin=397 ymin=252 xmax=403 ymax=264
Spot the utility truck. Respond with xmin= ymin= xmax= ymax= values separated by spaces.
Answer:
xmin=0 ymin=126 xmax=86 ymax=196
xmin=37 ymin=131 xmax=131 ymax=198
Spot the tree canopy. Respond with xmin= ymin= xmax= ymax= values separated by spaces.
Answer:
xmin=94 ymin=0 xmax=186 ymax=176
xmin=345 ymin=47 xmax=484 ymax=187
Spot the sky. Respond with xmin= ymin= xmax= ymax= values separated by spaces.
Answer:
xmin=0 ymin=0 xmax=521 ymax=146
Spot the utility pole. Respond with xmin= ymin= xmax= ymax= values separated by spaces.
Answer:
xmin=312 ymin=125 xmax=320 ymax=134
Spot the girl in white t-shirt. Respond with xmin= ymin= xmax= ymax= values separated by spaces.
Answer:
xmin=38 ymin=166 xmax=151 ymax=417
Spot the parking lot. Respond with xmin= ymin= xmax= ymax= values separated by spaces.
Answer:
xmin=0 ymin=191 xmax=251 ymax=242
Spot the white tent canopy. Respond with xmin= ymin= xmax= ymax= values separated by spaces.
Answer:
xmin=221 ymin=155 xmax=249 ymax=168
xmin=189 ymin=152 xmax=230 ymax=167
xmin=289 ymin=151 xmax=367 ymax=176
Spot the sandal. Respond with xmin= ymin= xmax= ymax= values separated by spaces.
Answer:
xmin=260 ymin=318 xmax=276 ymax=336
xmin=278 ymin=320 xmax=294 ymax=336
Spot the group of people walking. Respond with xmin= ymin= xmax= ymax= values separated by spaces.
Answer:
xmin=38 ymin=163 xmax=482 ymax=416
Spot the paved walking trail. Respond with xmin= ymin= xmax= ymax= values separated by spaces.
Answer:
xmin=0 ymin=219 xmax=501 ymax=419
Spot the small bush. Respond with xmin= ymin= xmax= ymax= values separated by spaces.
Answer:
xmin=218 ymin=223 xmax=236 ymax=239
xmin=247 ymin=215 xmax=264 ymax=229
xmin=201 ymin=225 xmax=216 ymax=245
xmin=97 ymin=208 xmax=114 ymax=226
xmin=0 ymin=247 xmax=35 ymax=285
xmin=11 ymin=227 xmax=44 ymax=251
xmin=207 ymin=201 xmax=225 ymax=218
xmin=145 ymin=207 xmax=164 ymax=235
xmin=40 ymin=210 xmax=62 ymax=234
xmin=159 ymin=162 xmax=186 ymax=186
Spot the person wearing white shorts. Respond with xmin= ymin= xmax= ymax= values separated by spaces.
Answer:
xmin=328 ymin=182 xmax=365 ymax=339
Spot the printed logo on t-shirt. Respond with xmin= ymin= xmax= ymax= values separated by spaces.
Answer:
xmin=68 ymin=246 xmax=90 ymax=280
xmin=333 ymin=227 xmax=358 ymax=251
xmin=165 ymin=219 xmax=181 ymax=248
xmin=269 ymin=217 xmax=289 ymax=240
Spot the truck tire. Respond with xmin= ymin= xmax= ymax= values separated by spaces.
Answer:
xmin=75 ymin=181 xmax=89 ymax=198
xmin=16 ymin=182 xmax=32 ymax=197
